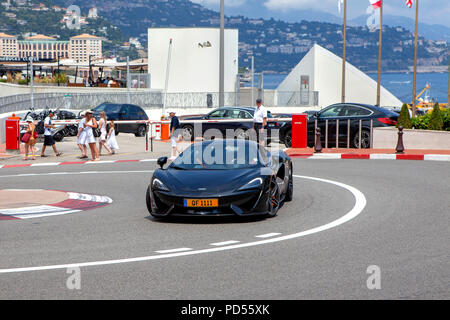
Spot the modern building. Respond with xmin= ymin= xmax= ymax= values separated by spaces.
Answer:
xmin=0 ymin=33 xmax=102 ymax=62
xmin=277 ymin=44 xmax=402 ymax=107
xmin=148 ymin=27 xmax=239 ymax=94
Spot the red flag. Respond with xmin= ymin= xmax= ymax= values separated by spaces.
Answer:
xmin=369 ymin=0 xmax=382 ymax=9
xmin=405 ymin=0 xmax=413 ymax=8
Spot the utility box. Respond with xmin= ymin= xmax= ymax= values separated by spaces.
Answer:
xmin=291 ymin=114 xmax=308 ymax=149
xmin=5 ymin=119 xmax=20 ymax=150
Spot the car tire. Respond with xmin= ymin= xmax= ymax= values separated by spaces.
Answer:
xmin=284 ymin=129 xmax=292 ymax=148
xmin=135 ymin=125 xmax=147 ymax=137
xmin=182 ymin=125 xmax=194 ymax=141
xmin=266 ymin=177 xmax=281 ymax=218
xmin=53 ymin=132 xmax=64 ymax=142
xmin=146 ymin=187 xmax=153 ymax=215
xmin=353 ymin=129 xmax=371 ymax=149
xmin=285 ymin=165 xmax=293 ymax=202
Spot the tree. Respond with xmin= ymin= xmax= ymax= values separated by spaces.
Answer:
xmin=397 ymin=104 xmax=412 ymax=129
xmin=429 ymin=103 xmax=444 ymax=131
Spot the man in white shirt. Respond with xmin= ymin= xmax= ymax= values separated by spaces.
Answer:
xmin=253 ymin=99 xmax=268 ymax=146
xmin=41 ymin=110 xmax=62 ymax=158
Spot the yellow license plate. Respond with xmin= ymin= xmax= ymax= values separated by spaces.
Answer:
xmin=184 ymin=199 xmax=219 ymax=208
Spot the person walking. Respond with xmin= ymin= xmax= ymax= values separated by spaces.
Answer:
xmin=98 ymin=111 xmax=113 ymax=155
xmin=84 ymin=110 xmax=100 ymax=161
xmin=22 ymin=116 xmax=37 ymax=161
xmin=106 ymin=120 xmax=119 ymax=154
xmin=41 ymin=110 xmax=63 ymax=158
xmin=77 ymin=111 xmax=88 ymax=159
xmin=169 ymin=111 xmax=181 ymax=160
xmin=252 ymin=99 xmax=268 ymax=147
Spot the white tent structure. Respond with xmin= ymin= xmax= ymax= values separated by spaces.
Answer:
xmin=277 ymin=44 xmax=402 ymax=108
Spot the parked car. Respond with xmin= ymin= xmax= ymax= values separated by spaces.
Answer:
xmin=181 ymin=107 xmax=280 ymax=143
xmin=279 ymin=103 xmax=399 ymax=148
xmin=91 ymin=103 xmax=149 ymax=137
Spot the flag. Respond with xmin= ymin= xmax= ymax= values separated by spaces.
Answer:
xmin=369 ymin=0 xmax=382 ymax=9
xmin=405 ymin=0 xmax=413 ymax=8
xmin=338 ymin=0 xmax=344 ymax=13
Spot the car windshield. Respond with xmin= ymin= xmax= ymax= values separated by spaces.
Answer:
xmin=93 ymin=104 xmax=122 ymax=113
xmin=170 ymin=140 xmax=269 ymax=170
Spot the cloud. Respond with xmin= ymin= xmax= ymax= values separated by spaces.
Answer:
xmin=191 ymin=0 xmax=247 ymax=8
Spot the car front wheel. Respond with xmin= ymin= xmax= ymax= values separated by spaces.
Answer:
xmin=353 ymin=130 xmax=371 ymax=149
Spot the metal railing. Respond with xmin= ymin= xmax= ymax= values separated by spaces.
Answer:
xmin=313 ymin=118 xmax=374 ymax=149
xmin=0 ymin=90 xmax=320 ymax=114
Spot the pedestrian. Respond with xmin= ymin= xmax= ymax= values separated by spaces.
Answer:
xmin=106 ymin=120 xmax=119 ymax=154
xmin=169 ymin=111 xmax=181 ymax=160
xmin=98 ymin=111 xmax=113 ymax=155
xmin=77 ymin=111 xmax=88 ymax=159
xmin=252 ymin=99 xmax=268 ymax=146
xmin=22 ymin=116 xmax=37 ymax=161
xmin=41 ymin=110 xmax=63 ymax=158
xmin=84 ymin=110 xmax=100 ymax=161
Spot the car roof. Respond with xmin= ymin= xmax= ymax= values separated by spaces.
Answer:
xmin=327 ymin=103 xmax=397 ymax=114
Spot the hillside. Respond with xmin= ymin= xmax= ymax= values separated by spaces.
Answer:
xmin=1 ymin=0 xmax=448 ymax=73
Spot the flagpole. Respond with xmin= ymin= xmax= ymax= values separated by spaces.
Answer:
xmin=448 ymin=49 xmax=450 ymax=107
xmin=412 ymin=0 xmax=419 ymax=117
xmin=376 ymin=2 xmax=383 ymax=106
xmin=341 ymin=0 xmax=347 ymax=103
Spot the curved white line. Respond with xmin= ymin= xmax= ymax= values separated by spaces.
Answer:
xmin=0 ymin=174 xmax=366 ymax=274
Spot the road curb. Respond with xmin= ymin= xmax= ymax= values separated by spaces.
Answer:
xmin=288 ymin=153 xmax=450 ymax=162
xmin=0 ymin=159 xmax=158 ymax=170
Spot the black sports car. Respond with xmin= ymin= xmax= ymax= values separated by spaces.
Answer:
xmin=146 ymin=140 xmax=293 ymax=218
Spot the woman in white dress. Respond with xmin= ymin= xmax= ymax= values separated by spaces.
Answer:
xmin=106 ymin=120 xmax=119 ymax=154
xmin=84 ymin=110 xmax=100 ymax=161
xmin=98 ymin=111 xmax=113 ymax=155
xmin=77 ymin=112 xmax=88 ymax=159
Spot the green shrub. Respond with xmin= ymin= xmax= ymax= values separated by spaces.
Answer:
xmin=0 ymin=79 xmax=6 ymax=83
xmin=397 ymin=103 xmax=412 ymax=129
xmin=411 ymin=113 xmax=431 ymax=130
xmin=429 ymin=103 xmax=444 ymax=131
xmin=18 ymin=79 xmax=28 ymax=85
xmin=442 ymin=108 xmax=450 ymax=131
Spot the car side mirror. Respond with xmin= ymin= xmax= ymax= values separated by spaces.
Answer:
xmin=314 ymin=112 xmax=321 ymax=119
xmin=157 ymin=157 xmax=168 ymax=169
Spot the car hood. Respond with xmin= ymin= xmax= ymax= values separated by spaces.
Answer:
xmin=155 ymin=168 xmax=267 ymax=196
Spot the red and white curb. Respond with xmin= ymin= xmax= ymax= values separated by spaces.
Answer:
xmin=0 ymin=191 xmax=113 ymax=221
xmin=287 ymin=153 xmax=450 ymax=162
xmin=0 ymin=159 xmax=158 ymax=169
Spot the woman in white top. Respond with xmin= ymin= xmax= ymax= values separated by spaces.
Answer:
xmin=84 ymin=110 xmax=100 ymax=161
xmin=106 ymin=120 xmax=119 ymax=154
xmin=98 ymin=111 xmax=113 ymax=155
xmin=77 ymin=112 xmax=88 ymax=159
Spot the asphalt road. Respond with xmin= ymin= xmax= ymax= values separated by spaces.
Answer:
xmin=0 ymin=159 xmax=448 ymax=299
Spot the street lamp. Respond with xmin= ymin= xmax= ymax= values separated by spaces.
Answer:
xmin=219 ymin=0 xmax=224 ymax=107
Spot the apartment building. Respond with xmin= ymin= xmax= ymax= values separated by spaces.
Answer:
xmin=0 ymin=33 xmax=102 ymax=62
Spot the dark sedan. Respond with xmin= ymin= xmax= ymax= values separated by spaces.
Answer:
xmin=279 ymin=103 xmax=399 ymax=148
xmin=180 ymin=107 xmax=280 ymax=143
xmin=146 ymin=139 xmax=293 ymax=218
xmin=91 ymin=103 xmax=149 ymax=137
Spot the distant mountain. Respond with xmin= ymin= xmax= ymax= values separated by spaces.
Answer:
xmin=350 ymin=14 xmax=450 ymax=42
xmin=1 ymin=0 xmax=448 ymax=73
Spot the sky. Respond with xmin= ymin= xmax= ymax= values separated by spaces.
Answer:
xmin=191 ymin=0 xmax=450 ymax=27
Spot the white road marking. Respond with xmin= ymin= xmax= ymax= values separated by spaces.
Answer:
xmin=310 ymin=154 xmax=342 ymax=159
xmin=0 ymin=173 xmax=367 ymax=274
xmin=210 ymin=240 xmax=240 ymax=246
xmin=155 ymin=248 xmax=193 ymax=254
xmin=255 ymin=233 xmax=282 ymax=238
xmin=31 ymin=163 xmax=61 ymax=167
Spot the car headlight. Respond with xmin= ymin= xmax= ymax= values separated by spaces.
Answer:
xmin=152 ymin=178 xmax=170 ymax=192
xmin=238 ymin=177 xmax=263 ymax=191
